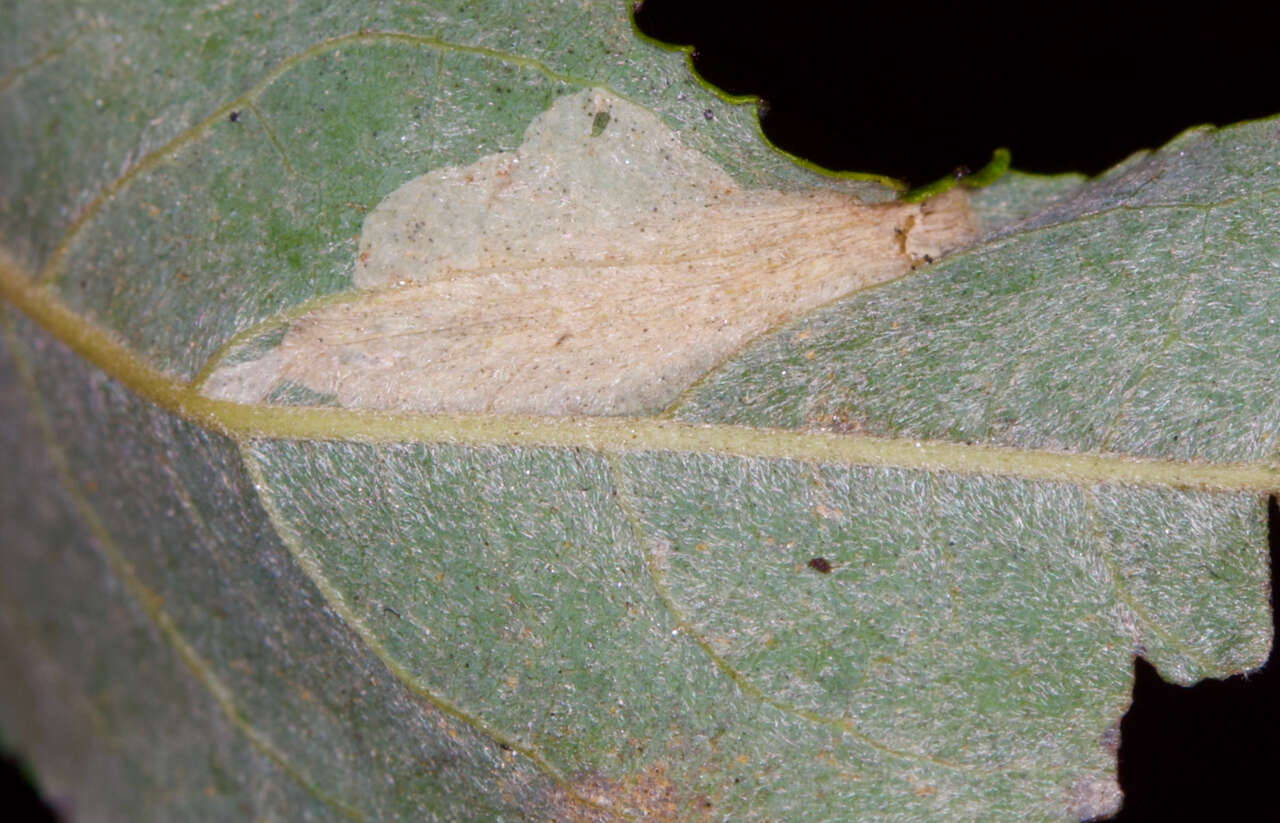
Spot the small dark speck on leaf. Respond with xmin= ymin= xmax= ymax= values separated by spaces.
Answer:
xmin=703 ymin=109 xmax=714 ymax=121
xmin=808 ymin=557 xmax=832 ymax=574
xmin=228 ymin=110 xmax=240 ymax=122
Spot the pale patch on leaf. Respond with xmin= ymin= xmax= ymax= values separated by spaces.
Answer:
xmin=202 ymin=89 xmax=976 ymax=416
xmin=1067 ymin=773 xmax=1123 ymax=820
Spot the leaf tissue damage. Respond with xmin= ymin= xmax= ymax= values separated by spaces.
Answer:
xmin=202 ymin=88 xmax=977 ymax=416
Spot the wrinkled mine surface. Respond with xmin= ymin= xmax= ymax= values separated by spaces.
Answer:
xmin=203 ymin=89 xmax=976 ymax=416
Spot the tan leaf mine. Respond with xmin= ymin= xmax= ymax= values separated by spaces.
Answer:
xmin=201 ymin=88 xmax=977 ymax=416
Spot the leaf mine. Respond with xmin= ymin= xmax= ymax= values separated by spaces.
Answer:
xmin=202 ymin=88 xmax=977 ymax=416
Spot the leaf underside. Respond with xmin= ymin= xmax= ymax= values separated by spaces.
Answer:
xmin=1 ymin=2 xmax=1277 ymax=822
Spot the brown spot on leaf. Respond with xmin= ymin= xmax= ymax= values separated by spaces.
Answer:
xmin=808 ymin=407 xmax=867 ymax=435
xmin=808 ymin=557 xmax=833 ymax=574
xmin=553 ymin=763 xmax=702 ymax=823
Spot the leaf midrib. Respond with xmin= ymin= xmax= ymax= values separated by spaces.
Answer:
xmin=7 ymin=22 xmax=1274 ymax=497
xmin=3 ymin=254 xmax=1277 ymax=496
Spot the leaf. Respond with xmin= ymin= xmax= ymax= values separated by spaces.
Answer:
xmin=0 ymin=2 xmax=1275 ymax=822
xmin=198 ymin=88 xmax=975 ymax=416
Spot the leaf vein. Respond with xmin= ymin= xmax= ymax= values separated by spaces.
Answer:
xmin=238 ymin=440 xmax=627 ymax=821
xmin=0 ymin=311 xmax=366 ymax=821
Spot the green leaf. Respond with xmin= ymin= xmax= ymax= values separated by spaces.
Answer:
xmin=1 ymin=2 xmax=1275 ymax=821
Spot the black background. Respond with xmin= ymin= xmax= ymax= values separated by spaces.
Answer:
xmin=635 ymin=0 xmax=1279 ymax=187
xmin=634 ymin=2 xmax=1280 ymax=821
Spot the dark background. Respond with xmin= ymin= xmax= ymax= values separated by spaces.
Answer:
xmin=634 ymin=1 xmax=1280 ymax=821
xmin=635 ymin=0 xmax=1279 ymax=187
xmin=4 ymin=1 xmax=1278 ymax=819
